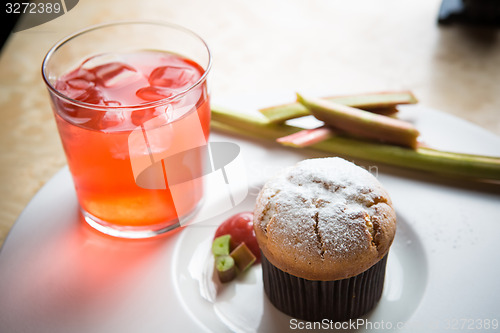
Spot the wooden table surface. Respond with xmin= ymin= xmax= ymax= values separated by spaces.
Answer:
xmin=0 ymin=0 xmax=499 ymax=247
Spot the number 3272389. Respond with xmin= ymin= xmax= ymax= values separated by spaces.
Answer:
xmin=6 ymin=2 xmax=62 ymax=14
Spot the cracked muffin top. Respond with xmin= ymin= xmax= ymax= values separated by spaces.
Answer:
xmin=253 ymin=157 xmax=396 ymax=281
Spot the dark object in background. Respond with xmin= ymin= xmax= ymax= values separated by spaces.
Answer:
xmin=0 ymin=12 xmax=22 ymax=51
xmin=438 ymin=0 xmax=500 ymax=26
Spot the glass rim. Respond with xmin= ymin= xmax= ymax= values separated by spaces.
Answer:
xmin=41 ymin=20 xmax=212 ymax=111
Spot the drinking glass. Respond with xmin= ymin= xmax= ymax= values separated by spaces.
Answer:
xmin=42 ymin=21 xmax=212 ymax=238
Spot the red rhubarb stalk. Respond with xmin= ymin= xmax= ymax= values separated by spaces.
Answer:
xmin=297 ymin=93 xmax=420 ymax=149
xmin=276 ymin=127 xmax=334 ymax=147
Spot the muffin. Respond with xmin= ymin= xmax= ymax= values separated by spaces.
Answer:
xmin=253 ymin=157 xmax=396 ymax=322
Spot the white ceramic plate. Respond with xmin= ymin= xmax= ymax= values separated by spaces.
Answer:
xmin=172 ymin=189 xmax=427 ymax=333
xmin=1 ymin=94 xmax=500 ymax=333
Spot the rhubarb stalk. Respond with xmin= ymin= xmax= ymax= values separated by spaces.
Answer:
xmin=296 ymin=93 xmax=420 ymax=149
xmin=259 ymin=91 xmax=417 ymax=123
xmin=277 ymin=127 xmax=335 ymax=148
xmin=211 ymin=106 xmax=500 ymax=181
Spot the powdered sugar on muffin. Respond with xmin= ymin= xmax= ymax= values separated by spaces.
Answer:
xmin=254 ymin=157 xmax=396 ymax=281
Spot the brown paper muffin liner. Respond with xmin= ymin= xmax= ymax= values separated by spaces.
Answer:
xmin=261 ymin=253 xmax=388 ymax=322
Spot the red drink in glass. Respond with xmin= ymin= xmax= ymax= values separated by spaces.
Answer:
xmin=42 ymin=22 xmax=212 ymax=238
